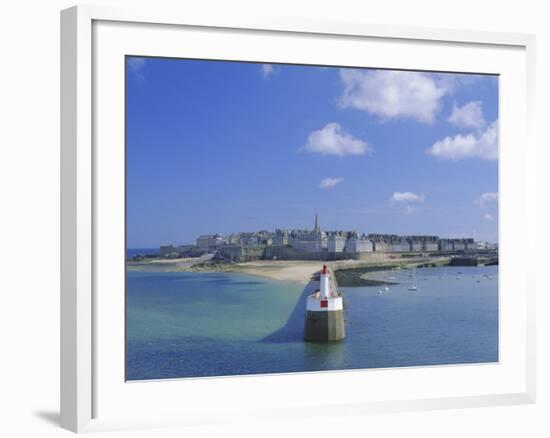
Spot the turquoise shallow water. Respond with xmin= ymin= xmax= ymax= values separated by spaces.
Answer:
xmin=126 ymin=266 xmax=498 ymax=380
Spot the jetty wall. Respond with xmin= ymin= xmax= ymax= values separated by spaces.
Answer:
xmin=304 ymin=310 xmax=345 ymax=342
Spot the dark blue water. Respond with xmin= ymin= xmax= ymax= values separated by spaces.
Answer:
xmin=126 ymin=266 xmax=498 ymax=380
xmin=127 ymin=248 xmax=160 ymax=258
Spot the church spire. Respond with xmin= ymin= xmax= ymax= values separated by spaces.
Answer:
xmin=314 ymin=212 xmax=320 ymax=233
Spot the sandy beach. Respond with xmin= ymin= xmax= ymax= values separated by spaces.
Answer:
xmin=126 ymin=252 xmax=439 ymax=284
xmin=237 ymin=253 xmax=405 ymax=283
xmin=237 ymin=260 xmax=322 ymax=284
xmin=238 ymin=255 xmax=455 ymax=287
xmin=127 ymin=257 xmax=323 ymax=283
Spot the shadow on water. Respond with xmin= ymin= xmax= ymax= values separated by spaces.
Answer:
xmin=261 ymin=280 xmax=319 ymax=343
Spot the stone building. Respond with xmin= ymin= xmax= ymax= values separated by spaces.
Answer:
xmin=390 ymin=237 xmax=411 ymax=252
xmin=327 ymin=235 xmax=346 ymax=253
xmin=345 ymin=234 xmax=373 ymax=253
xmin=422 ymin=236 xmax=439 ymax=251
xmin=368 ymin=234 xmax=402 ymax=252
xmin=286 ymin=213 xmax=327 ymax=253
xmin=227 ymin=233 xmax=241 ymax=244
xmin=273 ymin=229 xmax=289 ymax=246
xmin=196 ymin=233 xmax=224 ymax=250
xmin=438 ymin=238 xmax=475 ymax=251
xmin=408 ymin=235 xmax=439 ymax=252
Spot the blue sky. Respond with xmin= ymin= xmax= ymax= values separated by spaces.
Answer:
xmin=126 ymin=57 xmax=499 ymax=248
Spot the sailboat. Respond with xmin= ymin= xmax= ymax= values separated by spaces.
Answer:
xmin=408 ymin=268 xmax=418 ymax=291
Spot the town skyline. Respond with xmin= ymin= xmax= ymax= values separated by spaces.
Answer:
xmin=126 ymin=57 xmax=499 ymax=248
xmin=152 ymin=211 xmax=493 ymax=264
xmin=148 ymin=211 xmax=497 ymax=250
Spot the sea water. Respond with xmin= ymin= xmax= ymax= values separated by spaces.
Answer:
xmin=126 ymin=266 xmax=498 ymax=380
xmin=126 ymin=248 xmax=160 ymax=258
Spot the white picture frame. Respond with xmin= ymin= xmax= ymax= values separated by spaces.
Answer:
xmin=60 ymin=4 xmax=537 ymax=433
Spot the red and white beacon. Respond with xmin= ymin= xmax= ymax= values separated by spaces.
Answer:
xmin=304 ymin=265 xmax=345 ymax=342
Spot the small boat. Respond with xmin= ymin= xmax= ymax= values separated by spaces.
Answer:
xmin=408 ymin=269 xmax=418 ymax=291
xmin=382 ymin=276 xmax=390 ymax=292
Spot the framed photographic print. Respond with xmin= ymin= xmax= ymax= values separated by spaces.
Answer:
xmin=61 ymin=5 xmax=536 ymax=433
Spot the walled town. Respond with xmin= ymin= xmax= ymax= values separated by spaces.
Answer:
xmin=155 ymin=213 xmax=497 ymax=263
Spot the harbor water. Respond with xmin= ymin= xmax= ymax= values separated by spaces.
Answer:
xmin=126 ymin=266 xmax=498 ymax=380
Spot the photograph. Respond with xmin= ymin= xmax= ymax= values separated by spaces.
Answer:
xmin=1 ymin=0 xmax=544 ymax=435
xmin=125 ymin=56 xmax=499 ymax=381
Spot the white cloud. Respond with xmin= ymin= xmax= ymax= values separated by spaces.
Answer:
xmin=448 ymin=101 xmax=486 ymax=129
xmin=483 ymin=213 xmax=494 ymax=221
xmin=338 ymin=69 xmax=448 ymax=123
xmin=304 ymin=123 xmax=369 ymax=157
xmin=475 ymin=192 xmax=498 ymax=208
xmin=427 ymin=120 xmax=498 ymax=160
xmin=391 ymin=192 xmax=425 ymax=203
xmin=434 ymin=73 xmax=483 ymax=94
xmin=127 ymin=57 xmax=146 ymax=79
xmin=260 ymin=64 xmax=275 ymax=78
xmin=319 ymin=177 xmax=344 ymax=189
